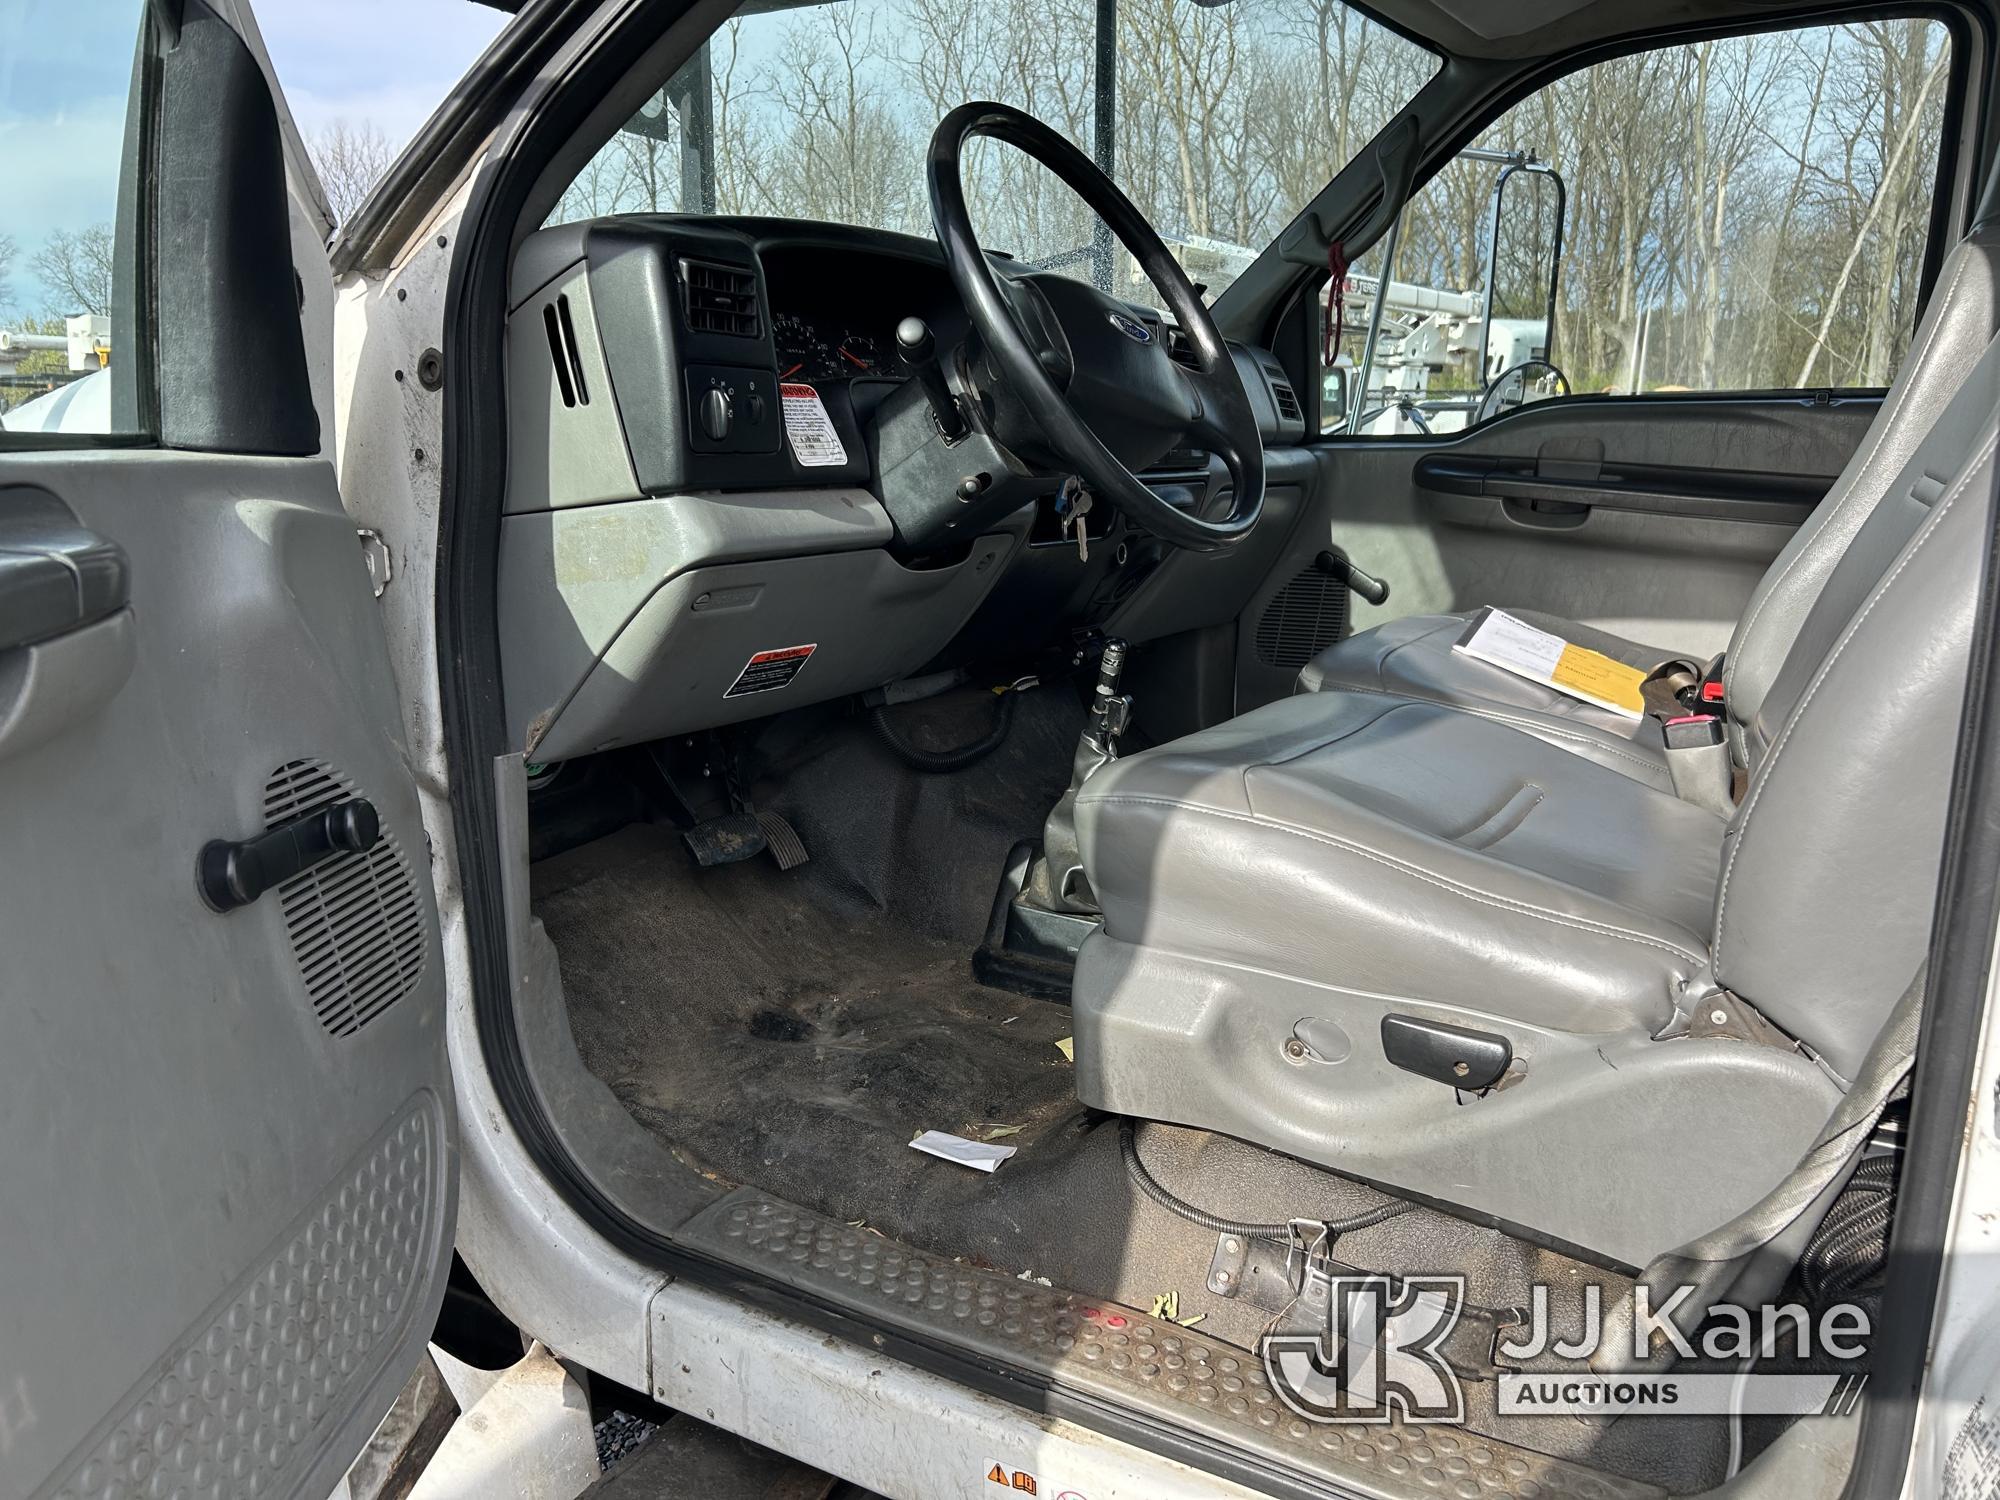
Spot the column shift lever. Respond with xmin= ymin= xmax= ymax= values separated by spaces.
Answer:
xmin=896 ymin=316 xmax=968 ymax=441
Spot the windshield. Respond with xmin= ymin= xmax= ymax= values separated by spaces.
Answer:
xmin=551 ymin=0 xmax=1438 ymax=301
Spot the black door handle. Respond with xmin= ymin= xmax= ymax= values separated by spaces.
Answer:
xmin=199 ymin=798 xmax=381 ymax=912
xmin=0 ymin=487 xmax=130 ymax=652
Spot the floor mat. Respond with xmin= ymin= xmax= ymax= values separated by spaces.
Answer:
xmin=536 ymin=822 xmax=1081 ymax=1222
xmin=532 ymin=697 xmax=1728 ymax=1491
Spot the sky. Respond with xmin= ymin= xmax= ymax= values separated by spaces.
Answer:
xmin=0 ymin=0 xmax=506 ymax=320
xmin=255 ymin=0 xmax=509 ymax=148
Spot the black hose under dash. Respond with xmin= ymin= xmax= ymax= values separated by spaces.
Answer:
xmin=870 ymin=682 xmax=1024 ymax=773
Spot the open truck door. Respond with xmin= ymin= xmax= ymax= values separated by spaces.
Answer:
xmin=0 ymin=3 xmax=455 ymax=1496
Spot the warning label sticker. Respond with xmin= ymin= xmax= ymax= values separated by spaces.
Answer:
xmin=724 ymin=643 xmax=817 ymax=699
xmin=780 ymin=383 xmax=848 ymax=467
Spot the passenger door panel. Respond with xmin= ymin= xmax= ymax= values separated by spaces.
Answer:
xmin=1236 ymin=394 xmax=1878 ymax=706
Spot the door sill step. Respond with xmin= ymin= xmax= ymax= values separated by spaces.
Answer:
xmin=674 ymin=1190 xmax=1661 ymax=1500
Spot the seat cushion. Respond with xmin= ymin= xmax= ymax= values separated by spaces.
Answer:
xmin=1075 ymin=689 xmax=1727 ymax=1035
xmin=1296 ymin=610 xmax=1682 ymax=791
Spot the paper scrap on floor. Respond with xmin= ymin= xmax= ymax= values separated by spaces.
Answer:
xmin=1451 ymin=607 xmax=1646 ymax=720
xmin=911 ymin=1129 xmax=1018 ymax=1172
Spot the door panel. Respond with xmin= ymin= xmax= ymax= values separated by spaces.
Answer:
xmin=0 ymin=3 xmax=453 ymax=1497
xmin=1236 ymin=393 xmax=1877 ymax=705
xmin=0 ymin=456 xmax=454 ymax=1500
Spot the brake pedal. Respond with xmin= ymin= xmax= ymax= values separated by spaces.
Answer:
xmin=683 ymin=811 xmax=767 ymax=867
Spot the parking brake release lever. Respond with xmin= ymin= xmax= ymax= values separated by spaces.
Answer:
xmin=897 ymin=316 xmax=968 ymax=441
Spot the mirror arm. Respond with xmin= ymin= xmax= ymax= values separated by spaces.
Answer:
xmin=1347 ymin=205 xmax=1405 ymax=435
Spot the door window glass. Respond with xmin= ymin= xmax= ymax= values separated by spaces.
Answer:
xmin=0 ymin=0 xmax=147 ymax=439
xmin=1326 ymin=19 xmax=1954 ymax=436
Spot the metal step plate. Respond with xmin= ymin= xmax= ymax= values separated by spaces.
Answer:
xmin=674 ymin=1192 xmax=1662 ymax=1500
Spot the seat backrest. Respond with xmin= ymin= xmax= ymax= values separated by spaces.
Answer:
xmin=1711 ymin=343 xmax=1999 ymax=1081
xmin=1725 ymin=206 xmax=2000 ymax=763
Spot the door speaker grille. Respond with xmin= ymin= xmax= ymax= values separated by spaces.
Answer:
xmin=263 ymin=759 xmax=427 ymax=1038
xmin=1254 ymin=565 xmax=1349 ymax=671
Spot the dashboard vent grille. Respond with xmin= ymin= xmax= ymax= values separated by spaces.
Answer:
xmin=264 ymin=758 xmax=428 ymax=1040
xmin=679 ymin=258 xmax=762 ymax=338
xmin=1269 ymin=377 xmax=1302 ymax=424
xmin=1165 ymin=327 xmax=1201 ymax=370
xmin=542 ymin=294 xmax=589 ymax=408
xmin=1254 ymin=564 xmax=1348 ymax=671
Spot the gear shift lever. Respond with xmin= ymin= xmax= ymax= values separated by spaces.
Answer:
xmin=1025 ymin=637 xmax=1132 ymax=914
xmin=896 ymin=316 xmax=968 ymax=441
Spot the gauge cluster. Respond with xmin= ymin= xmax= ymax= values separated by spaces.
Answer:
xmin=772 ymin=311 xmax=900 ymax=385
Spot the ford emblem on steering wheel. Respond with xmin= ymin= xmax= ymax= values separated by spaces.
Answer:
xmin=1107 ymin=311 xmax=1153 ymax=343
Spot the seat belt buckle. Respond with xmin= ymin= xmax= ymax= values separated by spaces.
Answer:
xmin=1691 ymin=675 xmax=1726 ymax=713
xmin=1663 ymin=712 xmax=1725 ymax=750
xmin=1663 ymin=713 xmax=1734 ymax=816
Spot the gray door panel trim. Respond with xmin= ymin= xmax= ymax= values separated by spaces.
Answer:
xmin=1412 ymin=452 xmax=1831 ymax=526
xmin=1233 ymin=397 xmax=1879 ymax=708
xmin=0 ymin=450 xmax=455 ymax=1500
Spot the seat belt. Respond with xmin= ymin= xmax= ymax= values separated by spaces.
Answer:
xmin=1663 ymin=714 xmax=1736 ymax=816
xmin=1589 ymin=962 xmax=1925 ymax=1375
xmin=1644 ymin=656 xmax=1742 ymax=812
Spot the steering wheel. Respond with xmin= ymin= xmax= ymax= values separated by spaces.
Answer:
xmin=1476 ymin=359 xmax=1570 ymax=425
xmin=927 ymin=102 xmax=1265 ymax=552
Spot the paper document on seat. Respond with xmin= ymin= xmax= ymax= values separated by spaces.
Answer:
xmin=1451 ymin=607 xmax=1646 ymax=720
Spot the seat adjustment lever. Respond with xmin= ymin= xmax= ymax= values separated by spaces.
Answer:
xmin=1381 ymin=1013 xmax=1512 ymax=1091
xmin=199 ymin=797 xmax=380 ymax=913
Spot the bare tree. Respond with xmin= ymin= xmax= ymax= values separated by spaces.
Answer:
xmin=0 ymin=233 xmax=15 ymax=316
xmin=309 ymin=119 xmax=397 ymax=225
xmin=535 ymin=0 xmax=1953 ymax=393
xmin=1793 ymin=42 xmax=1946 ymax=385
xmin=31 ymin=225 xmax=115 ymax=317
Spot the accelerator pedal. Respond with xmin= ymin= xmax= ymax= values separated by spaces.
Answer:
xmin=755 ymin=809 xmax=810 ymax=870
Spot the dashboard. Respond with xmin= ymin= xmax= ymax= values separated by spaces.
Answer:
xmin=763 ymin=242 xmax=967 ymax=388
xmin=498 ymin=214 xmax=1309 ymax=764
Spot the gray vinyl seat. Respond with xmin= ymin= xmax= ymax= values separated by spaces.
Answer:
xmin=1071 ymin=332 xmax=2000 ymax=1270
xmin=1297 ymin=205 xmax=2000 ymax=790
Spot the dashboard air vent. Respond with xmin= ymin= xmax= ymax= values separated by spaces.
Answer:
xmin=1269 ymin=377 xmax=1302 ymax=424
xmin=1254 ymin=564 xmax=1349 ymax=671
xmin=1165 ymin=327 xmax=1201 ymax=370
xmin=679 ymin=257 xmax=762 ymax=338
xmin=264 ymin=758 xmax=428 ymax=1039
xmin=542 ymin=294 xmax=589 ymax=408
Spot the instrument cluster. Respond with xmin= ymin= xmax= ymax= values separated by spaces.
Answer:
xmin=771 ymin=311 xmax=903 ymax=386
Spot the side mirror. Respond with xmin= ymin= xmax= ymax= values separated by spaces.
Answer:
xmin=1475 ymin=359 xmax=1571 ymax=424
xmin=1478 ymin=162 xmax=1567 ymax=418
xmin=1321 ymin=366 xmax=1350 ymax=427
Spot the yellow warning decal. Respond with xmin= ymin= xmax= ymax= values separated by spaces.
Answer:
xmin=1551 ymin=642 xmax=1647 ymax=716
xmin=988 ymin=1464 xmax=1009 ymax=1486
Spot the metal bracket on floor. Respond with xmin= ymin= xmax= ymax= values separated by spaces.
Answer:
xmin=1205 ymin=1224 xmax=1526 ymax=1382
